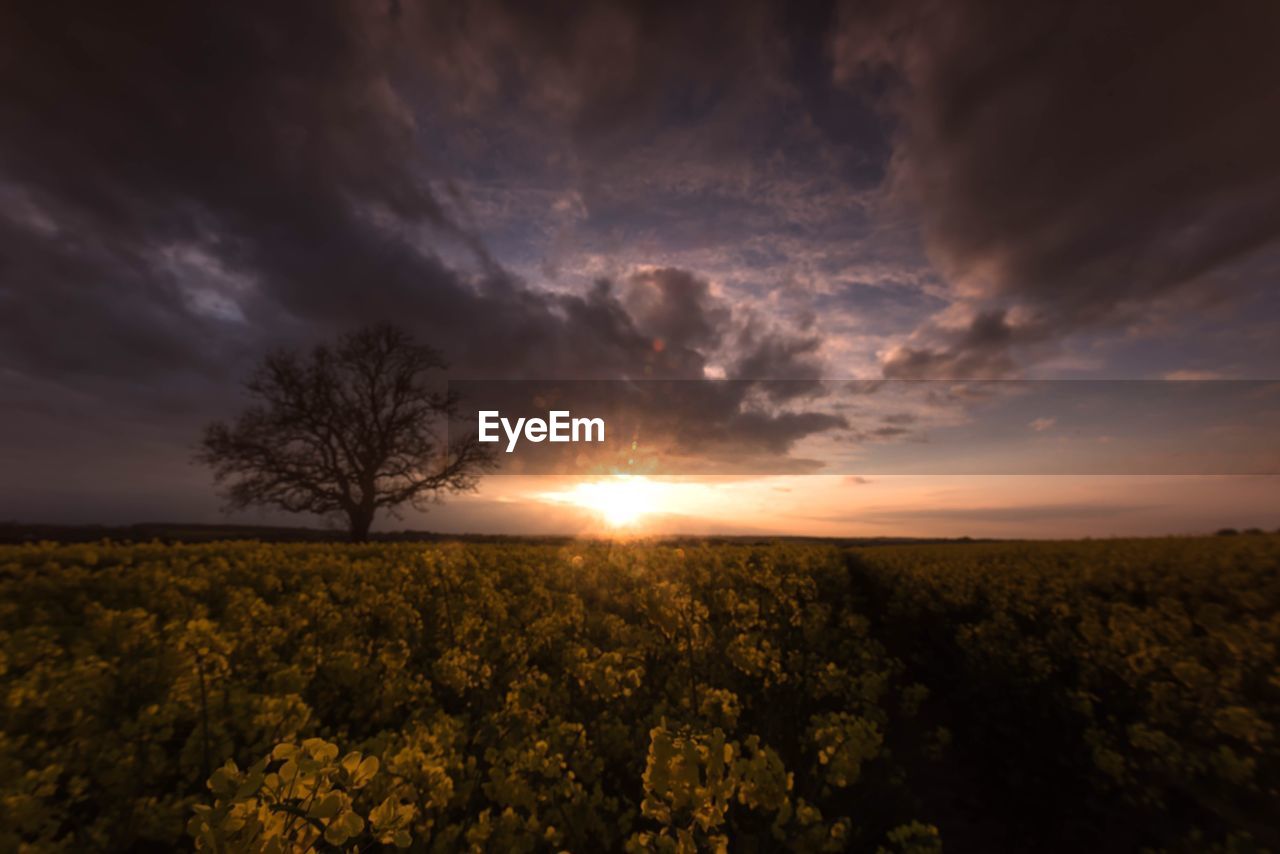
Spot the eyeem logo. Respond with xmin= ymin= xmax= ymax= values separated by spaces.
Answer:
xmin=478 ymin=410 xmax=606 ymax=453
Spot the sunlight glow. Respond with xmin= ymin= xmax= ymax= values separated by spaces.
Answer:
xmin=561 ymin=476 xmax=662 ymax=527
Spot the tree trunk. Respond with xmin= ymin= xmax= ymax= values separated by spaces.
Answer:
xmin=348 ymin=505 xmax=374 ymax=542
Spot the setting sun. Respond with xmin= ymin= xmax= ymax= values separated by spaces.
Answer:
xmin=560 ymin=476 xmax=661 ymax=527
xmin=532 ymin=477 xmax=738 ymax=532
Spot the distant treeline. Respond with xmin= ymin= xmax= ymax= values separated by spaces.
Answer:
xmin=0 ymin=522 xmax=567 ymax=546
xmin=0 ymin=521 xmax=996 ymax=548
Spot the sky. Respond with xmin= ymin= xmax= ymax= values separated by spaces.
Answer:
xmin=2 ymin=0 xmax=1279 ymax=537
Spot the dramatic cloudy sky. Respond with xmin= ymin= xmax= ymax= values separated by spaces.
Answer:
xmin=2 ymin=0 xmax=1278 ymax=536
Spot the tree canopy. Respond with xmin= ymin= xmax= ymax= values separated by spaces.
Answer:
xmin=198 ymin=324 xmax=493 ymax=540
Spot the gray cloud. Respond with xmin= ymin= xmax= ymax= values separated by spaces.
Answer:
xmin=882 ymin=310 xmax=1046 ymax=379
xmin=0 ymin=2 xmax=831 ymax=381
xmin=0 ymin=0 xmax=867 ymax=519
xmin=833 ymin=0 xmax=1280 ymax=376
xmin=622 ymin=268 xmax=730 ymax=362
xmin=2 ymin=0 xmax=1276 ymax=524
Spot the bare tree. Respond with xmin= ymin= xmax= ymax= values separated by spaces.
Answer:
xmin=198 ymin=324 xmax=494 ymax=541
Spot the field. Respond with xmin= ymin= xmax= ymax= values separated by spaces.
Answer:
xmin=0 ymin=536 xmax=1277 ymax=852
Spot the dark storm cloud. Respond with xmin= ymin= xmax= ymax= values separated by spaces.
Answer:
xmin=394 ymin=0 xmax=790 ymax=151
xmin=0 ymin=0 xmax=854 ymax=497
xmin=0 ymin=1 xmax=451 ymax=390
xmin=621 ymin=268 xmax=729 ymax=360
xmin=834 ymin=0 xmax=1280 ymax=376
xmin=6 ymin=0 xmax=1272 ymax=525
xmin=729 ymin=321 xmax=825 ymax=399
xmin=388 ymin=0 xmax=894 ymax=302
xmin=882 ymin=310 xmax=1047 ymax=379
xmin=0 ymin=1 xmax=707 ymax=386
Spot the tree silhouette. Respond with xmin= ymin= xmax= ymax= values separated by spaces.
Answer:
xmin=198 ymin=324 xmax=493 ymax=541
